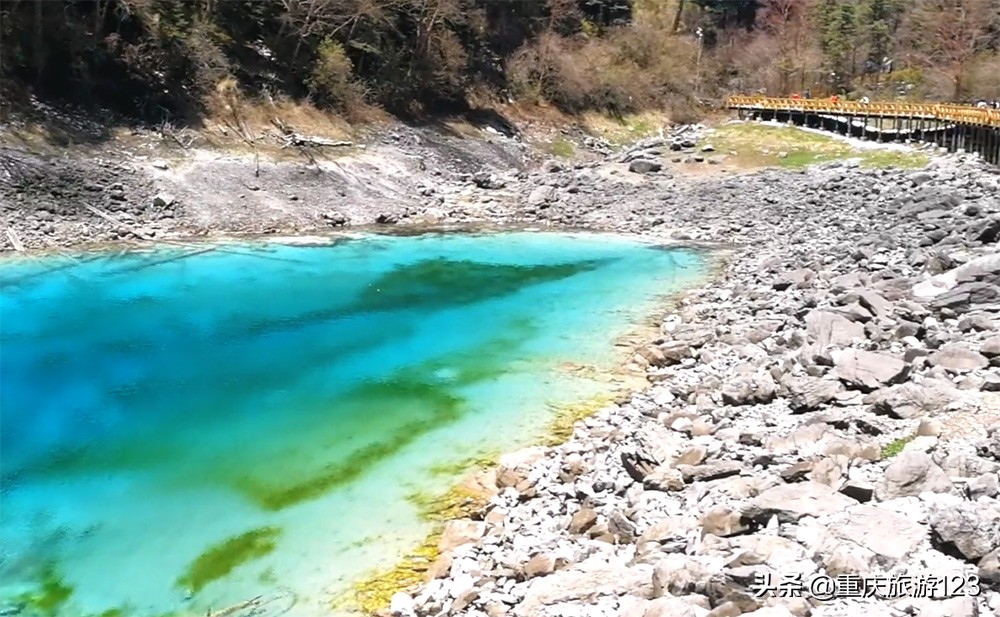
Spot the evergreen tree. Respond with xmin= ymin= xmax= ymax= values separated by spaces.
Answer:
xmin=817 ymin=0 xmax=858 ymax=92
xmin=865 ymin=0 xmax=892 ymax=67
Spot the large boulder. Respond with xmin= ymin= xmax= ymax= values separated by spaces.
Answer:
xmin=721 ymin=373 xmax=778 ymax=406
xmin=629 ymin=159 xmax=663 ymax=174
xmin=804 ymin=310 xmax=865 ymax=348
xmin=742 ymin=481 xmax=856 ymax=524
xmin=981 ymin=336 xmax=1000 ymax=358
xmin=979 ymin=547 xmax=1000 ymax=587
xmin=438 ymin=519 xmax=486 ymax=552
xmin=928 ymin=344 xmax=990 ymax=372
xmin=930 ymin=282 xmax=1000 ymax=314
xmin=926 ymin=497 xmax=1000 ymax=562
xmin=867 ymin=381 xmax=959 ymax=419
xmin=784 ymin=376 xmax=844 ymax=412
xmin=809 ymin=505 xmax=927 ymax=565
xmin=527 ymin=185 xmax=557 ymax=206
xmin=914 ymin=252 xmax=1000 ymax=314
xmin=874 ymin=451 xmax=954 ymax=500
xmin=912 ymin=252 xmax=1000 ymax=300
xmin=514 ymin=557 xmax=654 ymax=617
xmin=832 ymin=349 xmax=910 ymax=392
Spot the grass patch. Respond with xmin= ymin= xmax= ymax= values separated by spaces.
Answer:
xmin=586 ymin=111 xmax=666 ymax=146
xmin=176 ymin=526 xmax=281 ymax=594
xmin=882 ymin=435 xmax=916 ymax=458
xmin=859 ymin=150 xmax=930 ymax=169
xmin=546 ymin=137 xmax=576 ymax=158
xmin=702 ymin=122 xmax=929 ymax=170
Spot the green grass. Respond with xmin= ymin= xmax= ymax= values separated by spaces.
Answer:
xmin=176 ymin=526 xmax=282 ymax=594
xmin=882 ymin=435 xmax=916 ymax=458
xmin=702 ymin=123 xmax=929 ymax=170
xmin=547 ymin=137 xmax=576 ymax=158
xmin=586 ymin=111 xmax=665 ymax=146
xmin=860 ymin=150 xmax=930 ymax=169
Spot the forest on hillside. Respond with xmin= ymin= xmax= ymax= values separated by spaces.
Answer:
xmin=1 ymin=0 xmax=998 ymax=125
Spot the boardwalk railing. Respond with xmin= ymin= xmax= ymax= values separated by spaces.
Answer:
xmin=726 ymin=96 xmax=1000 ymax=128
xmin=726 ymin=96 xmax=1000 ymax=164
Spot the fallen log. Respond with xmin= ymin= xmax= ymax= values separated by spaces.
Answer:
xmin=282 ymin=134 xmax=352 ymax=148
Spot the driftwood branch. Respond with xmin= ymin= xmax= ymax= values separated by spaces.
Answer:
xmin=6 ymin=227 xmax=25 ymax=251
xmin=159 ymin=121 xmax=197 ymax=149
xmin=83 ymin=204 xmax=155 ymax=241
xmin=206 ymin=595 xmax=264 ymax=617
xmin=281 ymin=134 xmax=352 ymax=148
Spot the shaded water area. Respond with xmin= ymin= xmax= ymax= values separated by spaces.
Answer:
xmin=0 ymin=231 xmax=705 ymax=617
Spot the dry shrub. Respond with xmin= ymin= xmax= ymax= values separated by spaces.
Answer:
xmin=427 ymin=30 xmax=471 ymax=99
xmin=507 ymin=26 xmax=699 ymax=117
xmin=183 ymin=20 xmax=232 ymax=97
xmin=966 ymin=54 xmax=1000 ymax=101
xmin=664 ymin=93 xmax=702 ymax=124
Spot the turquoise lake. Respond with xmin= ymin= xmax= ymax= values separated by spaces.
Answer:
xmin=0 ymin=231 xmax=705 ymax=616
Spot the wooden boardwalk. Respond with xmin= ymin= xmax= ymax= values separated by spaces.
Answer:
xmin=726 ymin=96 xmax=1000 ymax=164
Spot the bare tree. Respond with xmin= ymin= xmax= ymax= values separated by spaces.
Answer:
xmin=905 ymin=0 xmax=1000 ymax=100
xmin=758 ymin=0 xmax=815 ymax=94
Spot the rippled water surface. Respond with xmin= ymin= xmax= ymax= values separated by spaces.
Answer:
xmin=0 ymin=231 xmax=705 ymax=616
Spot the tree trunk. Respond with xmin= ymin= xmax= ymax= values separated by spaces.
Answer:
xmin=33 ymin=0 xmax=44 ymax=88
xmin=671 ymin=0 xmax=685 ymax=33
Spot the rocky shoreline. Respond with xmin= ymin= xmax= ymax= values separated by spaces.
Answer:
xmin=382 ymin=152 xmax=1000 ymax=617
xmin=3 ymin=122 xmax=1000 ymax=617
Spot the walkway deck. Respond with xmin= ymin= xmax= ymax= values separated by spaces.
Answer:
xmin=725 ymin=96 xmax=1000 ymax=164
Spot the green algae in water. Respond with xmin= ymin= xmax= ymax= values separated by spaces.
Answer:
xmin=224 ymin=326 xmax=535 ymax=511
xmin=16 ymin=563 xmax=74 ymax=617
xmin=356 ymin=258 xmax=612 ymax=313
xmin=177 ymin=527 xmax=282 ymax=594
xmin=236 ymin=384 xmax=461 ymax=511
xmin=345 ymin=530 xmax=444 ymax=615
xmin=0 ymin=232 xmax=707 ymax=616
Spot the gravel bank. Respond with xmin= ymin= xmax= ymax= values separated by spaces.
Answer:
xmin=386 ymin=145 xmax=1000 ymax=617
